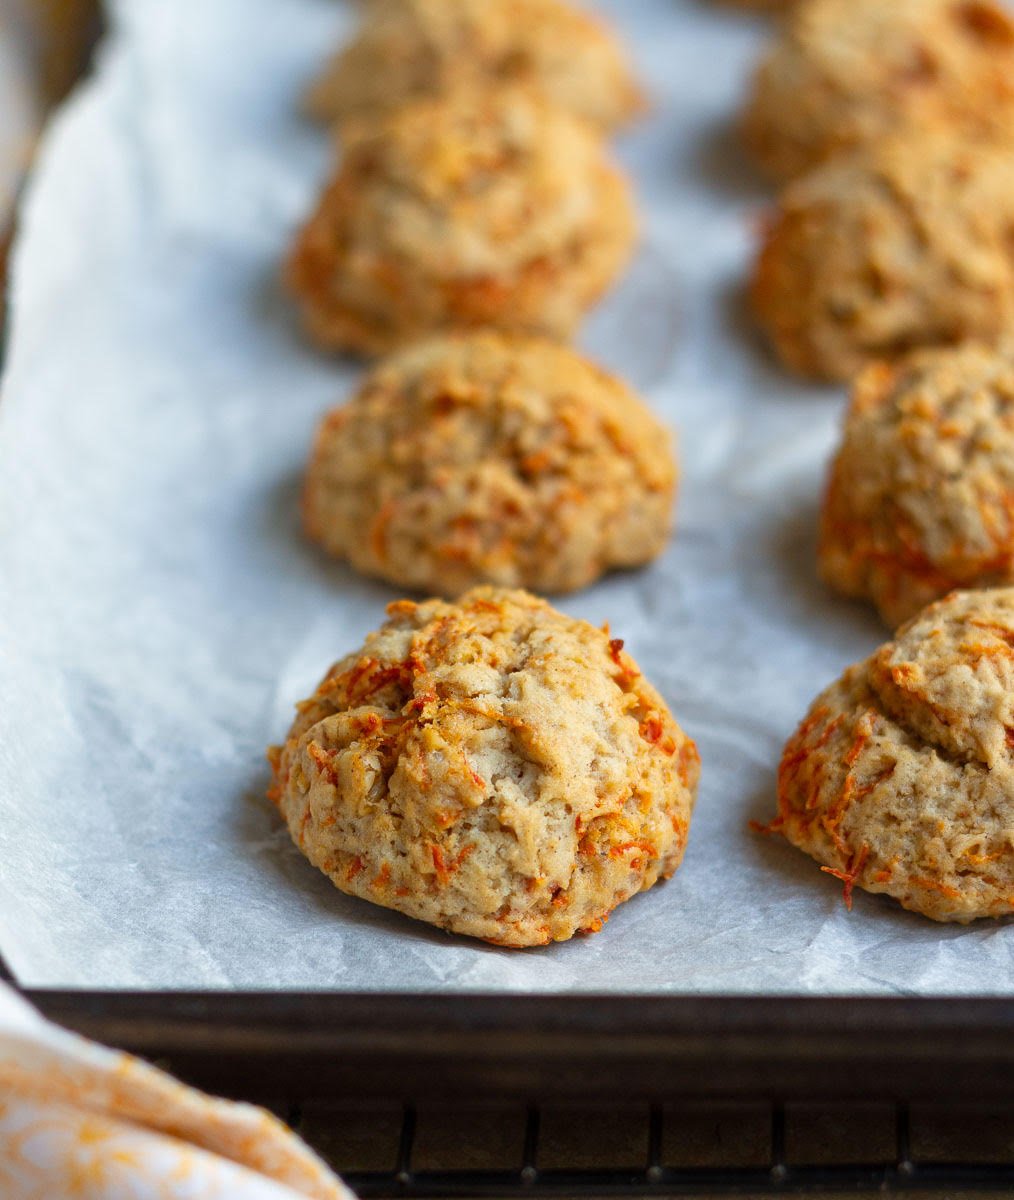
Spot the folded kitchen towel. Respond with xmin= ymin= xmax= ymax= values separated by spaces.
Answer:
xmin=0 ymin=981 xmax=355 ymax=1199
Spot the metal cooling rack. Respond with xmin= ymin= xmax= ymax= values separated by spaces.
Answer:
xmin=295 ymin=1099 xmax=1014 ymax=1196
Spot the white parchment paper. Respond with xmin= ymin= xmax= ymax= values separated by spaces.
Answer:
xmin=2 ymin=0 xmax=1012 ymax=993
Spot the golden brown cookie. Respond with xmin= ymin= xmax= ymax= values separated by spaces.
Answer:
xmin=749 ymin=132 xmax=1014 ymax=382
xmin=742 ymin=0 xmax=1014 ymax=182
xmin=771 ymin=588 xmax=1014 ymax=922
xmin=303 ymin=332 xmax=676 ymax=596
xmin=285 ymin=85 xmax=637 ymax=357
xmin=303 ymin=0 xmax=644 ymax=134
xmin=820 ymin=343 xmax=1014 ymax=628
xmin=268 ymin=587 xmax=700 ymax=947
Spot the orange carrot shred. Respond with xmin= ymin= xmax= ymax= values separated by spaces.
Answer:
xmin=821 ymin=844 xmax=870 ymax=911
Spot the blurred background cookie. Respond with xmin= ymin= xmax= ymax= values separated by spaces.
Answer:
xmin=750 ymin=132 xmax=1014 ymax=382
xmin=303 ymin=0 xmax=644 ymax=134
xmin=303 ymin=331 xmax=676 ymax=595
xmin=742 ymin=0 xmax=1014 ymax=182
xmin=268 ymin=587 xmax=700 ymax=947
xmin=285 ymin=85 xmax=637 ymax=356
xmin=821 ymin=343 xmax=1014 ymax=627
xmin=772 ymin=588 xmax=1014 ymax=922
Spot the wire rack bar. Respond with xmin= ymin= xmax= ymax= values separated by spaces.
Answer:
xmin=339 ymin=1100 xmax=1014 ymax=1197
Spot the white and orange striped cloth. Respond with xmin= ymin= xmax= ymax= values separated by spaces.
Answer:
xmin=0 ymin=982 xmax=355 ymax=1200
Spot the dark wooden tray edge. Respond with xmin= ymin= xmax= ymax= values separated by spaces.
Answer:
xmin=21 ymin=990 xmax=1014 ymax=1104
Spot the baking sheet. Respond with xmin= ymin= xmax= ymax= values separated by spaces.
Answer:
xmin=2 ymin=0 xmax=1012 ymax=994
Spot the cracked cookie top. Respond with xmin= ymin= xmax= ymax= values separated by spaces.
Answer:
xmin=303 ymin=0 xmax=644 ymax=133
xmin=742 ymin=0 xmax=1014 ymax=181
xmin=268 ymin=587 xmax=699 ymax=947
xmin=819 ymin=342 xmax=1014 ymax=626
xmin=750 ymin=131 xmax=1014 ymax=381
xmin=285 ymin=85 xmax=637 ymax=354
xmin=303 ymin=331 xmax=677 ymax=596
xmin=870 ymin=588 xmax=1014 ymax=768
xmin=772 ymin=587 xmax=1014 ymax=922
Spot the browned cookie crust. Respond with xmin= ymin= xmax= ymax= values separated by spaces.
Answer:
xmin=820 ymin=343 xmax=1014 ymax=627
xmin=268 ymin=588 xmax=700 ymax=947
xmin=286 ymin=86 xmax=637 ymax=357
xmin=773 ymin=588 xmax=1014 ymax=922
xmin=742 ymin=0 xmax=1014 ymax=181
xmin=304 ymin=0 xmax=644 ymax=134
xmin=303 ymin=332 xmax=676 ymax=596
xmin=750 ymin=132 xmax=1014 ymax=382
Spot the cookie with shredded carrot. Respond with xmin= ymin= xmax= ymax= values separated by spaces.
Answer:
xmin=742 ymin=0 xmax=1014 ymax=181
xmin=268 ymin=587 xmax=700 ymax=947
xmin=285 ymin=85 xmax=637 ymax=357
xmin=750 ymin=131 xmax=1014 ymax=382
xmin=772 ymin=587 xmax=1014 ymax=922
xmin=820 ymin=343 xmax=1014 ymax=628
xmin=303 ymin=0 xmax=644 ymax=134
xmin=303 ymin=332 xmax=676 ymax=596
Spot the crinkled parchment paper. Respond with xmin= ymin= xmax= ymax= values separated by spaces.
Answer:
xmin=1 ymin=0 xmax=1011 ymax=992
